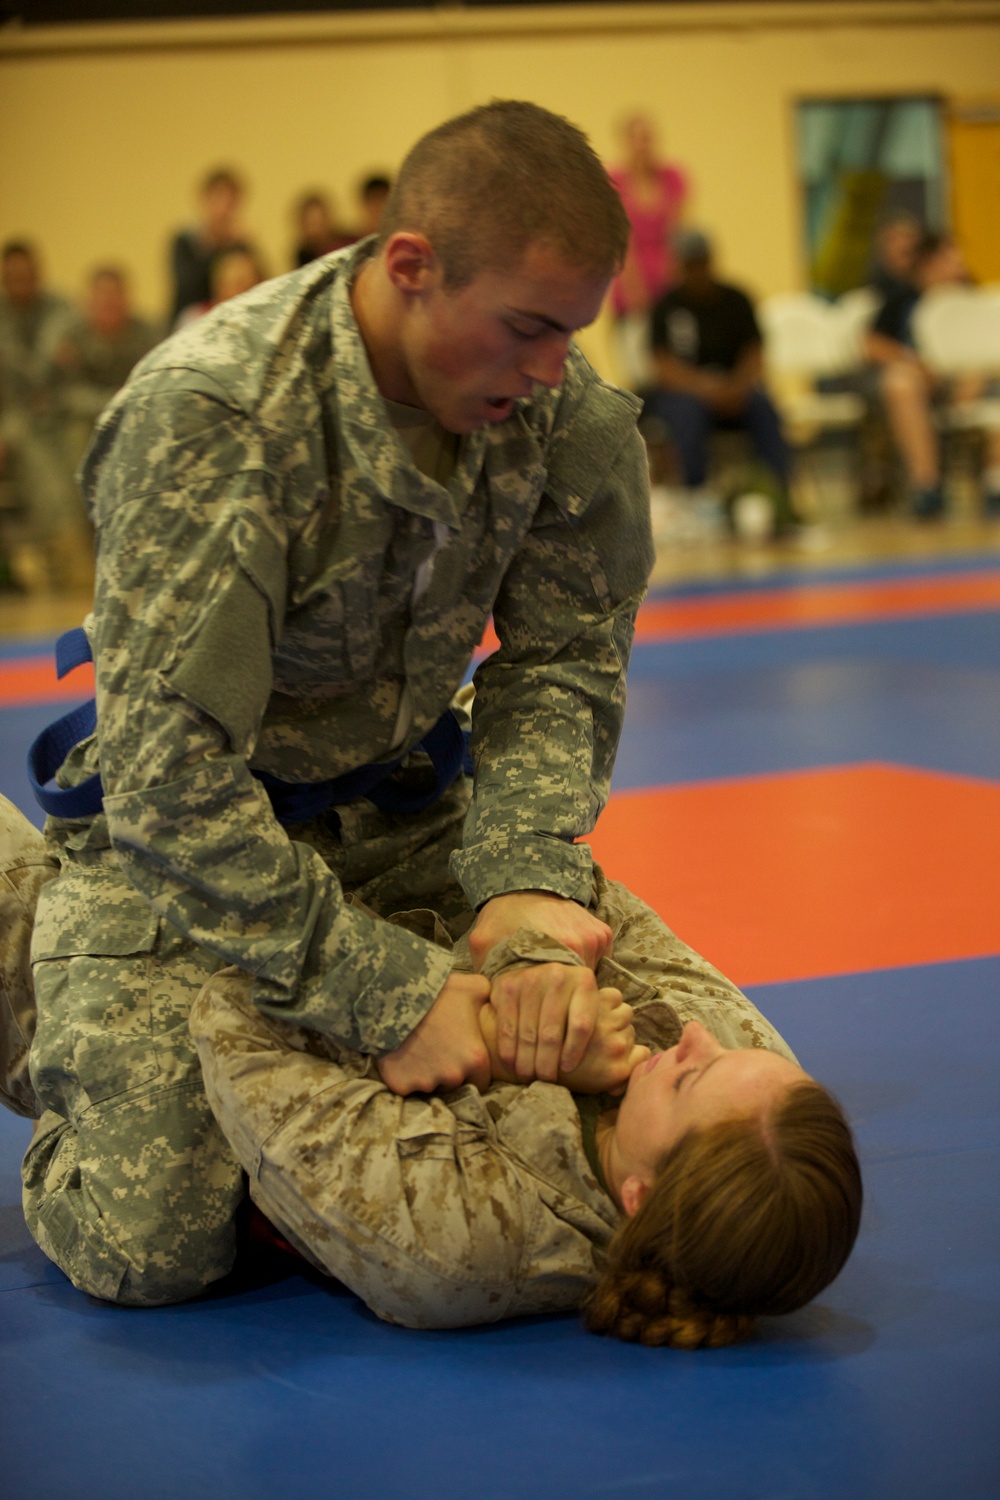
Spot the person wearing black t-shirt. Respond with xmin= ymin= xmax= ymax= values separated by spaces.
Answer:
xmin=645 ymin=230 xmax=791 ymax=517
xmin=167 ymin=167 xmax=258 ymax=330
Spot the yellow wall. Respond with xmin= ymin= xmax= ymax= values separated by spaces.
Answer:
xmin=2 ymin=0 xmax=999 ymax=371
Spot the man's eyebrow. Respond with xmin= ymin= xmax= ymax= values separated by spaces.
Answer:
xmin=505 ymin=305 xmax=571 ymax=334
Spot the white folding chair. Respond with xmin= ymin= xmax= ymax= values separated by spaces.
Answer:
xmin=833 ymin=286 xmax=881 ymax=366
xmin=913 ymin=288 xmax=1000 ymax=433
xmin=760 ymin=294 xmax=865 ymax=428
xmin=760 ymin=294 xmax=866 ymax=520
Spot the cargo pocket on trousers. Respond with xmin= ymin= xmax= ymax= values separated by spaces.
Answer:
xmin=30 ymin=873 xmax=161 ymax=1116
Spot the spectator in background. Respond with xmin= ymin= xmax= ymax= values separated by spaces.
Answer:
xmin=0 ymin=240 xmax=89 ymax=589
xmin=174 ymin=246 xmax=267 ymax=329
xmin=864 ymin=231 xmax=1000 ymax=518
xmin=356 ymin=174 xmax=392 ymax=239
xmin=645 ymin=230 xmax=794 ymax=528
xmin=292 ymin=191 xmax=355 ymax=268
xmin=59 ymin=267 xmax=160 ymax=469
xmin=608 ymin=113 xmax=688 ymax=389
xmin=868 ymin=211 xmax=921 ymax=305
xmin=168 ymin=167 xmax=256 ymax=329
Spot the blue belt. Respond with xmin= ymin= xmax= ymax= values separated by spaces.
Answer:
xmin=28 ymin=627 xmax=471 ymax=827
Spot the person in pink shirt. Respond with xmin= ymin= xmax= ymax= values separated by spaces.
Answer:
xmin=608 ymin=113 xmax=688 ymax=388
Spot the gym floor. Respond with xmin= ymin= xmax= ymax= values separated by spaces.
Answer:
xmin=2 ymin=516 xmax=998 ymax=1500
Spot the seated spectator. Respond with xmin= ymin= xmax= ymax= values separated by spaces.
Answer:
xmin=356 ymin=173 xmax=392 ymax=238
xmin=644 ymin=230 xmax=794 ymax=528
xmin=0 ymin=240 xmax=89 ymax=588
xmin=168 ymin=166 xmax=257 ymax=329
xmin=868 ymin=211 xmax=921 ymax=305
xmin=291 ymin=191 xmax=355 ymax=268
xmin=59 ymin=266 xmax=160 ymax=467
xmin=174 ymin=246 xmax=267 ymax=329
xmin=864 ymin=231 xmax=1000 ymax=518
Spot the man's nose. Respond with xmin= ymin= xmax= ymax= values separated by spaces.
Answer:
xmin=519 ymin=333 xmax=572 ymax=389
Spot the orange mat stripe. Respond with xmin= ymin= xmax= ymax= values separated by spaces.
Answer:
xmin=634 ymin=571 xmax=1000 ymax=641
xmin=0 ymin=658 xmax=94 ymax=707
xmin=585 ymin=763 xmax=1000 ymax=987
xmin=4 ymin=570 xmax=996 ymax=706
xmin=471 ymin=570 xmax=1000 ymax=660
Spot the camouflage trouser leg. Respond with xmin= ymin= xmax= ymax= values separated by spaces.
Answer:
xmin=0 ymin=797 xmax=58 ymax=1118
xmin=20 ymin=778 xmax=473 ymax=1307
xmin=21 ymin=818 xmax=244 ymax=1306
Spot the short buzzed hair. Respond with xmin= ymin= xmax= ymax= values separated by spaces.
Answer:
xmin=380 ymin=100 xmax=629 ymax=288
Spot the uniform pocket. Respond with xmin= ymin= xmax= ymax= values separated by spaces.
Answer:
xmin=394 ymin=1090 xmax=490 ymax=1162
xmin=595 ymin=953 xmax=659 ymax=1005
xmin=30 ymin=868 xmax=160 ymax=1114
xmin=274 ymin=578 xmax=379 ymax=694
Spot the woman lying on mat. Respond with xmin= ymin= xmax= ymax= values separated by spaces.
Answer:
xmin=190 ymin=871 xmax=862 ymax=1350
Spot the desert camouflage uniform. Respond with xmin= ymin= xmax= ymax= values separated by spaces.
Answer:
xmin=0 ymin=799 xmax=57 ymax=1117
xmin=190 ymin=870 xmax=797 ymax=1330
xmin=22 ymin=241 xmax=655 ymax=1305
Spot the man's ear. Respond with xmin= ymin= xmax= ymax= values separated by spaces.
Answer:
xmin=620 ymin=1173 xmax=651 ymax=1219
xmin=383 ymin=232 xmax=438 ymax=297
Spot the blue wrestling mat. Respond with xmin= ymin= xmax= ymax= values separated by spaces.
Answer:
xmin=1 ymin=552 xmax=998 ymax=1500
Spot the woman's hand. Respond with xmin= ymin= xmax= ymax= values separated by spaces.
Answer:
xmin=478 ymin=983 xmax=649 ymax=1094
xmin=468 ymin=892 xmax=613 ymax=1077
xmin=555 ymin=990 xmax=650 ymax=1095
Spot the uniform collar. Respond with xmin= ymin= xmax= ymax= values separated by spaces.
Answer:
xmin=325 ymin=243 xmax=546 ymax=529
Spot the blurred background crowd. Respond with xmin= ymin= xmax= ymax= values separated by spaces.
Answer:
xmin=0 ymin=167 xmax=394 ymax=590
xmin=2 ymin=5 xmax=999 ymax=592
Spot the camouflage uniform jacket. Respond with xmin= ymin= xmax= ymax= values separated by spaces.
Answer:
xmin=191 ymin=889 xmax=798 ymax=1330
xmin=0 ymin=289 xmax=75 ymax=436
xmin=191 ymin=877 xmax=798 ymax=1331
xmin=192 ymin=963 xmax=623 ymax=1330
xmin=68 ymin=241 xmax=653 ymax=1055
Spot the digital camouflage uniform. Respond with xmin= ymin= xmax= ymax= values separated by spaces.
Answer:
xmin=22 ymin=241 xmax=655 ymax=1305
xmin=0 ymin=288 xmax=84 ymax=544
xmin=190 ymin=869 xmax=798 ymax=1329
xmin=60 ymin=311 xmax=162 ymax=471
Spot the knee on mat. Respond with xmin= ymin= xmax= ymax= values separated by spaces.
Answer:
xmin=22 ymin=1114 xmax=240 ymax=1307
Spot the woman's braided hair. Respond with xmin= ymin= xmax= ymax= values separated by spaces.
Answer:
xmin=584 ymin=1080 xmax=862 ymax=1350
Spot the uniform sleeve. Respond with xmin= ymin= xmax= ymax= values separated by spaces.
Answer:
xmin=451 ymin=387 xmax=653 ymax=911
xmin=87 ymin=384 xmax=452 ymax=1054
